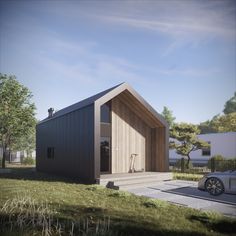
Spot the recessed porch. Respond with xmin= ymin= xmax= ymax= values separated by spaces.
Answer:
xmin=99 ymin=90 xmax=169 ymax=176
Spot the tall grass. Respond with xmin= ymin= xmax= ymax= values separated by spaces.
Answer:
xmin=0 ymin=196 xmax=112 ymax=236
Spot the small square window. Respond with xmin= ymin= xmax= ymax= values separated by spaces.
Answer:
xmin=47 ymin=147 xmax=54 ymax=159
xmin=202 ymin=142 xmax=211 ymax=156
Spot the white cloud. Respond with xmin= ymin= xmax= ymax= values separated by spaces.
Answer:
xmin=101 ymin=14 xmax=234 ymax=39
xmin=31 ymin=0 xmax=235 ymax=41
xmin=88 ymin=0 xmax=236 ymax=54
xmin=34 ymin=36 xmax=141 ymax=86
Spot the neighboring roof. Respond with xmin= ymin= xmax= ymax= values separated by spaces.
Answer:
xmin=38 ymin=82 xmax=167 ymax=127
xmin=198 ymin=132 xmax=236 ymax=136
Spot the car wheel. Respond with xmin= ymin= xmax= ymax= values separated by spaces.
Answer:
xmin=205 ymin=177 xmax=224 ymax=196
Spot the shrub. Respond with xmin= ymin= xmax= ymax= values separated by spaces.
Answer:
xmin=173 ymin=173 xmax=204 ymax=181
xmin=207 ymin=155 xmax=224 ymax=169
xmin=208 ymin=155 xmax=236 ymax=171
xmin=175 ymin=158 xmax=193 ymax=170
xmin=22 ymin=157 xmax=35 ymax=165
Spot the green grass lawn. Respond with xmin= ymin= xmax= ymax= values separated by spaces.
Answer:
xmin=0 ymin=168 xmax=235 ymax=236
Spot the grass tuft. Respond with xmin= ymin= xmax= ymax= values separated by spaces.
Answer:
xmin=85 ymin=185 xmax=105 ymax=191
xmin=143 ymin=198 xmax=168 ymax=209
xmin=0 ymin=196 xmax=112 ymax=236
xmin=108 ymin=191 xmax=132 ymax=198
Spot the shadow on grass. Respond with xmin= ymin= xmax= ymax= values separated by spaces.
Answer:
xmin=189 ymin=215 xmax=236 ymax=235
xmin=56 ymin=204 xmax=232 ymax=236
xmin=0 ymin=167 xmax=88 ymax=184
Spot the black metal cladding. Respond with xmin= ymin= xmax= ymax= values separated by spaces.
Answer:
xmin=36 ymin=104 xmax=94 ymax=182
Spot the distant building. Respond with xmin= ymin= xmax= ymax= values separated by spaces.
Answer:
xmin=0 ymin=148 xmax=35 ymax=163
xmin=169 ymin=132 xmax=236 ymax=164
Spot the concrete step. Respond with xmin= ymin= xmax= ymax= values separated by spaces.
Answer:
xmin=119 ymin=180 xmax=168 ymax=190
xmin=108 ymin=174 xmax=171 ymax=186
xmin=99 ymin=172 xmax=172 ymax=190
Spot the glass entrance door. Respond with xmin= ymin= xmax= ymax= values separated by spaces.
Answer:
xmin=100 ymin=137 xmax=110 ymax=173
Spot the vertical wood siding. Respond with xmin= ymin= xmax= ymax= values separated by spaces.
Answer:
xmin=111 ymin=97 xmax=152 ymax=173
xmin=151 ymin=127 xmax=169 ymax=171
xmin=36 ymin=104 xmax=94 ymax=182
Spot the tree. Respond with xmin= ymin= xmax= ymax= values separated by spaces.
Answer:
xmin=198 ymin=115 xmax=220 ymax=134
xmin=199 ymin=92 xmax=236 ymax=134
xmin=0 ymin=74 xmax=36 ymax=168
xmin=198 ymin=120 xmax=217 ymax=134
xmin=223 ymin=92 xmax=236 ymax=114
xmin=170 ymin=123 xmax=210 ymax=168
xmin=11 ymin=127 xmax=36 ymax=159
xmin=161 ymin=106 xmax=176 ymax=128
xmin=211 ymin=112 xmax=236 ymax=132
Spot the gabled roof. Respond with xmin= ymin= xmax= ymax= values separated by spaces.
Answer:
xmin=51 ymin=83 xmax=123 ymax=119
xmin=39 ymin=82 xmax=167 ymax=127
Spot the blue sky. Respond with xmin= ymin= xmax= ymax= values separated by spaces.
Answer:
xmin=0 ymin=0 xmax=235 ymax=124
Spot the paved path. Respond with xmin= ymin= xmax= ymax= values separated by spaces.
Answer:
xmin=126 ymin=180 xmax=236 ymax=217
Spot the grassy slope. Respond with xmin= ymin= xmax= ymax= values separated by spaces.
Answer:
xmin=0 ymin=168 xmax=235 ymax=236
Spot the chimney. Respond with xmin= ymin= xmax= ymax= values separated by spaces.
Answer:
xmin=48 ymin=108 xmax=54 ymax=118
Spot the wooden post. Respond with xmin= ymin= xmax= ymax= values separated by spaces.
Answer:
xmin=211 ymin=158 xmax=215 ymax=172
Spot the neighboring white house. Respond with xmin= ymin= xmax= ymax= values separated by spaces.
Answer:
xmin=0 ymin=147 xmax=36 ymax=163
xmin=169 ymin=132 xmax=236 ymax=164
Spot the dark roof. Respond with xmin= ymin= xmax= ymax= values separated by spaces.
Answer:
xmin=38 ymin=82 xmax=167 ymax=127
xmin=38 ymin=83 xmax=123 ymax=123
xmin=53 ymin=83 xmax=123 ymax=119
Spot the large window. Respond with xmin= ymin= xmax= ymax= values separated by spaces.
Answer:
xmin=202 ymin=142 xmax=211 ymax=156
xmin=100 ymin=137 xmax=110 ymax=173
xmin=101 ymin=102 xmax=111 ymax=123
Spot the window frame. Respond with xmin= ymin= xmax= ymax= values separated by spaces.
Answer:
xmin=202 ymin=141 xmax=211 ymax=156
xmin=100 ymin=102 xmax=111 ymax=123
xmin=47 ymin=147 xmax=55 ymax=159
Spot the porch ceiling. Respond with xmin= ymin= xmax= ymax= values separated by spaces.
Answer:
xmin=114 ymin=90 xmax=164 ymax=128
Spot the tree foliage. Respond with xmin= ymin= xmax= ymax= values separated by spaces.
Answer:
xmin=199 ymin=92 xmax=236 ymax=134
xmin=0 ymin=74 xmax=36 ymax=168
xmin=11 ymin=128 xmax=36 ymax=158
xmin=199 ymin=113 xmax=236 ymax=134
xmin=223 ymin=92 xmax=236 ymax=114
xmin=161 ymin=106 xmax=176 ymax=128
xmin=198 ymin=115 xmax=220 ymax=134
xmin=170 ymin=123 xmax=210 ymax=168
xmin=210 ymin=112 xmax=236 ymax=132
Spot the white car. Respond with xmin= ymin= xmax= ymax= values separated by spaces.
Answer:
xmin=198 ymin=170 xmax=236 ymax=196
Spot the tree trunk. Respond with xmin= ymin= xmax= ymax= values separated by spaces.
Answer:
xmin=2 ymin=147 xmax=6 ymax=168
xmin=186 ymin=155 xmax=190 ymax=169
xmin=8 ymin=148 xmax=11 ymax=163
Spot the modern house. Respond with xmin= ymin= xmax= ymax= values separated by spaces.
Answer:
xmin=169 ymin=132 xmax=236 ymax=165
xmin=36 ymin=83 xmax=169 ymax=183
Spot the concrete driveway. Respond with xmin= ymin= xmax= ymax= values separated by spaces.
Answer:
xmin=126 ymin=180 xmax=236 ymax=217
